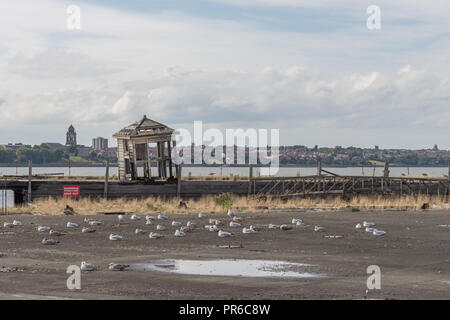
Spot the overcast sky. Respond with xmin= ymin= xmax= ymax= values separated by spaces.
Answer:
xmin=0 ymin=0 xmax=449 ymax=149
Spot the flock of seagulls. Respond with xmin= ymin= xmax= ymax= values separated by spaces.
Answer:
xmin=1 ymin=207 xmax=389 ymax=271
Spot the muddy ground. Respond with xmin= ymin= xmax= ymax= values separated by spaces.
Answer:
xmin=0 ymin=209 xmax=449 ymax=300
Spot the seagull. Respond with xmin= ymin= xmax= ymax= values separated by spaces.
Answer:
xmin=198 ymin=213 xmax=207 ymax=219
xmin=180 ymin=226 xmax=192 ymax=233
xmin=84 ymin=217 xmax=92 ymax=223
xmin=109 ymin=234 xmax=123 ymax=241
xmin=209 ymin=218 xmax=217 ymax=224
xmin=208 ymin=225 xmax=219 ymax=232
xmin=365 ymin=227 xmax=375 ymax=233
xmin=82 ymin=227 xmax=96 ymax=233
xmin=218 ymin=230 xmax=232 ymax=237
xmin=232 ymin=216 xmax=243 ymax=222
xmin=80 ymin=261 xmax=96 ymax=271
xmin=108 ymin=263 xmax=129 ymax=271
xmin=229 ymin=221 xmax=241 ymax=228
xmin=135 ymin=228 xmax=146 ymax=235
xmin=314 ymin=226 xmax=326 ymax=232
xmin=174 ymin=229 xmax=185 ymax=237
xmin=296 ymin=220 xmax=305 ymax=226
xmin=49 ymin=229 xmax=65 ymax=236
xmin=186 ymin=221 xmax=197 ymax=228
xmin=42 ymin=238 xmax=59 ymax=245
xmin=355 ymin=223 xmax=364 ymax=229
xmin=156 ymin=225 xmax=166 ymax=231
xmin=249 ymin=225 xmax=263 ymax=231
xmin=145 ymin=219 xmax=152 ymax=225
xmin=12 ymin=220 xmax=22 ymax=226
xmin=214 ymin=220 xmax=224 ymax=226
xmin=373 ymin=229 xmax=386 ymax=236
xmin=242 ymin=227 xmax=257 ymax=234
xmin=292 ymin=218 xmax=302 ymax=224
xmin=89 ymin=220 xmax=102 ymax=226
xmin=363 ymin=221 xmax=376 ymax=227
xmin=269 ymin=224 xmax=280 ymax=229
xmin=118 ymin=214 xmax=125 ymax=223
xmin=158 ymin=214 xmax=168 ymax=220
xmin=130 ymin=214 xmax=141 ymax=221
xmin=67 ymin=222 xmax=79 ymax=228
xmin=149 ymin=232 xmax=162 ymax=239
xmin=280 ymin=224 xmax=292 ymax=231
xmin=172 ymin=221 xmax=182 ymax=227
xmin=3 ymin=222 xmax=14 ymax=228
xmin=37 ymin=226 xmax=51 ymax=232
xmin=227 ymin=208 xmax=236 ymax=218
xmin=145 ymin=215 xmax=156 ymax=221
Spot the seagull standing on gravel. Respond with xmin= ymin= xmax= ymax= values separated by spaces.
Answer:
xmin=130 ymin=214 xmax=140 ymax=221
xmin=292 ymin=218 xmax=302 ymax=224
xmin=363 ymin=221 xmax=376 ymax=227
xmin=81 ymin=261 xmax=96 ymax=271
xmin=242 ymin=227 xmax=257 ymax=234
xmin=186 ymin=221 xmax=197 ymax=228
xmin=296 ymin=220 xmax=305 ymax=226
xmin=156 ymin=225 xmax=166 ymax=231
xmin=37 ymin=226 xmax=51 ymax=232
xmin=108 ymin=263 xmax=129 ymax=271
xmin=118 ymin=215 xmax=125 ymax=223
xmin=3 ymin=222 xmax=14 ymax=228
xmin=355 ymin=223 xmax=364 ymax=229
xmin=227 ymin=209 xmax=236 ymax=218
xmin=109 ymin=234 xmax=123 ymax=241
xmin=67 ymin=222 xmax=79 ymax=228
xmin=314 ymin=226 xmax=326 ymax=232
xmin=174 ymin=229 xmax=185 ymax=237
xmin=146 ymin=219 xmax=152 ymax=225
xmin=198 ymin=213 xmax=207 ymax=219
xmin=82 ymin=227 xmax=96 ymax=233
xmin=218 ymin=230 xmax=232 ymax=237
xmin=149 ymin=232 xmax=162 ymax=239
xmin=172 ymin=221 xmax=182 ymax=227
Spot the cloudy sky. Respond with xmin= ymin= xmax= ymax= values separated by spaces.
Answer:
xmin=0 ymin=0 xmax=449 ymax=148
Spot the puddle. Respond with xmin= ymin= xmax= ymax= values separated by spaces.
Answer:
xmin=129 ymin=259 xmax=325 ymax=278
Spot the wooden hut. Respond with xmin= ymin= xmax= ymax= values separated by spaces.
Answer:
xmin=113 ymin=115 xmax=176 ymax=181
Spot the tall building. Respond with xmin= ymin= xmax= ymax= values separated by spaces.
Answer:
xmin=66 ymin=125 xmax=77 ymax=146
xmin=92 ymin=137 xmax=108 ymax=152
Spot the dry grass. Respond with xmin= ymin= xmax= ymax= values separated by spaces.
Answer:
xmin=7 ymin=194 xmax=450 ymax=215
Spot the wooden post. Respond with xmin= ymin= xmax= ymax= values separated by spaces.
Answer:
xmin=383 ymin=162 xmax=390 ymax=178
xmin=27 ymin=160 xmax=32 ymax=204
xmin=168 ymin=141 xmax=173 ymax=178
xmin=176 ymin=164 xmax=182 ymax=197
xmin=104 ymin=159 xmax=109 ymax=199
xmin=400 ymin=179 xmax=403 ymax=196
xmin=248 ymin=164 xmax=253 ymax=197
xmin=317 ymin=161 xmax=322 ymax=192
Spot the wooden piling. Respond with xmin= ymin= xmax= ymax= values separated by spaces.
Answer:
xmin=27 ymin=160 xmax=32 ymax=204
xmin=176 ymin=164 xmax=182 ymax=197
xmin=248 ymin=164 xmax=253 ymax=197
xmin=104 ymin=159 xmax=110 ymax=199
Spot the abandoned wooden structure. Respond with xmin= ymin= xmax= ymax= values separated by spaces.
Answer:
xmin=113 ymin=115 xmax=176 ymax=181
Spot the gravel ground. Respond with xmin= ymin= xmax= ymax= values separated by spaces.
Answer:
xmin=0 ymin=209 xmax=449 ymax=300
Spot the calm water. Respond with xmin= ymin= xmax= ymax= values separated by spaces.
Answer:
xmin=0 ymin=166 xmax=447 ymax=178
xmin=129 ymin=259 xmax=324 ymax=278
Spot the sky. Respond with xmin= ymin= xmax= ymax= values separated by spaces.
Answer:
xmin=0 ymin=0 xmax=449 ymax=149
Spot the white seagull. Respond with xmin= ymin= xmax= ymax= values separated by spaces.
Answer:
xmin=186 ymin=221 xmax=197 ymax=228
xmin=89 ymin=220 xmax=102 ymax=226
xmin=66 ymin=222 xmax=79 ymax=228
xmin=198 ymin=213 xmax=207 ymax=219
xmin=227 ymin=208 xmax=236 ymax=218
xmin=355 ymin=223 xmax=364 ymax=229
xmin=37 ymin=226 xmax=51 ymax=232
xmin=365 ymin=227 xmax=375 ymax=233
xmin=12 ymin=220 xmax=22 ymax=226
xmin=314 ymin=226 xmax=326 ymax=232
xmin=145 ymin=215 xmax=156 ymax=221
xmin=145 ymin=219 xmax=152 ymax=225
xmin=109 ymin=234 xmax=123 ymax=241
xmin=373 ymin=229 xmax=386 ymax=236
xmin=292 ymin=218 xmax=302 ymax=224
xmin=118 ymin=215 xmax=125 ymax=223
xmin=296 ymin=220 xmax=305 ymax=226
xmin=80 ymin=261 xmax=96 ymax=271
xmin=242 ymin=227 xmax=257 ymax=234
xmin=218 ymin=230 xmax=232 ymax=237
xmin=42 ymin=238 xmax=59 ymax=245
xmin=130 ymin=214 xmax=141 ymax=221
xmin=82 ymin=227 xmax=96 ymax=233
xmin=149 ymin=232 xmax=162 ymax=239
xmin=269 ymin=224 xmax=280 ymax=229
xmin=3 ymin=222 xmax=14 ymax=228
xmin=135 ymin=228 xmax=146 ymax=235
xmin=174 ymin=229 xmax=185 ymax=237
xmin=229 ymin=221 xmax=241 ymax=228
xmin=156 ymin=225 xmax=166 ymax=231
xmin=158 ymin=214 xmax=168 ymax=220
xmin=172 ymin=221 xmax=182 ymax=227
xmin=49 ymin=229 xmax=65 ymax=236
xmin=363 ymin=221 xmax=376 ymax=227
xmin=232 ymin=216 xmax=243 ymax=222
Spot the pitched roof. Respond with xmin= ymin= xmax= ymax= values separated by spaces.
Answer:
xmin=113 ymin=115 xmax=174 ymax=139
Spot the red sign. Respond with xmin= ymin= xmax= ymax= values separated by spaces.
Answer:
xmin=63 ymin=185 xmax=80 ymax=197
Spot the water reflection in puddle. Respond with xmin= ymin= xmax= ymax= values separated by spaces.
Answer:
xmin=129 ymin=259 xmax=325 ymax=278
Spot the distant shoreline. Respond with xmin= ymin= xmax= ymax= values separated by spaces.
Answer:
xmin=0 ymin=163 xmax=448 ymax=168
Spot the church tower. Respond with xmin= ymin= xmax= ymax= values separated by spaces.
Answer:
xmin=66 ymin=125 xmax=77 ymax=146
